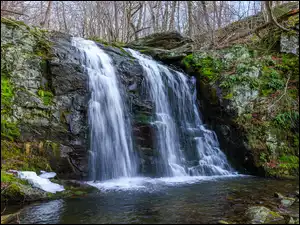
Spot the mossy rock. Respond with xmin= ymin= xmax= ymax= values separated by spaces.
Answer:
xmin=1 ymin=140 xmax=52 ymax=173
xmin=245 ymin=206 xmax=285 ymax=224
xmin=1 ymin=180 xmax=47 ymax=203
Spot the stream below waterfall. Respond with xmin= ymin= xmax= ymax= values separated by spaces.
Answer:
xmin=4 ymin=176 xmax=299 ymax=224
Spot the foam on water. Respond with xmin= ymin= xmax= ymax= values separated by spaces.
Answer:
xmin=86 ymin=174 xmax=245 ymax=192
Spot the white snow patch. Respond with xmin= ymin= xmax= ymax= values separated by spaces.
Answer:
xmin=39 ymin=171 xmax=57 ymax=179
xmin=17 ymin=171 xmax=65 ymax=193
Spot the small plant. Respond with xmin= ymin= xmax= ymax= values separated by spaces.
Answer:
xmin=37 ymin=89 xmax=54 ymax=105
xmin=273 ymin=111 xmax=299 ymax=130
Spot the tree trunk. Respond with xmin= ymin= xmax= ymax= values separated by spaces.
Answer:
xmin=41 ymin=1 xmax=52 ymax=28
xmin=201 ymin=1 xmax=214 ymax=45
xmin=177 ymin=1 xmax=181 ymax=32
xmin=187 ymin=1 xmax=193 ymax=37
xmin=61 ymin=1 xmax=68 ymax=32
xmin=169 ymin=1 xmax=176 ymax=31
xmin=114 ymin=1 xmax=119 ymax=42
xmin=163 ymin=1 xmax=169 ymax=31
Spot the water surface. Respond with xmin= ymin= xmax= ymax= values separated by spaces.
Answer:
xmin=14 ymin=176 xmax=299 ymax=224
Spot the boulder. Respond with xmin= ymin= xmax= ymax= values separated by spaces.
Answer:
xmin=245 ymin=206 xmax=285 ymax=224
xmin=127 ymin=31 xmax=194 ymax=65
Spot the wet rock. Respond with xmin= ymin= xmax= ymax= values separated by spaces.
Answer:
xmin=274 ymin=192 xmax=285 ymax=199
xmin=245 ymin=206 xmax=284 ymax=224
xmin=280 ymin=197 xmax=296 ymax=208
xmin=1 ymin=211 xmax=21 ymax=224
xmin=2 ymin=182 xmax=47 ymax=203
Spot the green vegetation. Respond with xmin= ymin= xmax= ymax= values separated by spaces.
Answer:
xmin=135 ymin=113 xmax=151 ymax=124
xmin=1 ymin=140 xmax=52 ymax=173
xmin=88 ymin=36 xmax=109 ymax=46
xmin=182 ymin=53 xmax=222 ymax=82
xmin=181 ymin=41 xmax=299 ymax=178
xmin=37 ymin=89 xmax=54 ymax=105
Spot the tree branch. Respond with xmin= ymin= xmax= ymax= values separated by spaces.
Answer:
xmin=1 ymin=9 xmax=28 ymax=16
xmin=265 ymin=1 xmax=290 ymax=32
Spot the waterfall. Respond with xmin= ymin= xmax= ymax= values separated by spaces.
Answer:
xmin=126 ymin=49 xmax=234 ymax=176
xmin=71 ymin=38 xmax=137 ymax=181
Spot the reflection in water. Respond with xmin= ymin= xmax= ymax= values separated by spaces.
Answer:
xmin=17 ymin=177 xmax=299 ymax=224
xmin=20 ymin=199 xmax=64 ymax=224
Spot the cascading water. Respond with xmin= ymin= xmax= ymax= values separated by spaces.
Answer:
xmin=126 ymin=49 xmax=234 ymax=177
xmin=71 ymin=38 xmax=137 ymax=181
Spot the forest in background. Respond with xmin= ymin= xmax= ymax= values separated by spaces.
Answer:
xmin=1 ymin=1 xmax=299 ymax=48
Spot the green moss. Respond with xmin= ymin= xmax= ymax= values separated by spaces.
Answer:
xmin=182 ymin=53 xmax=222 ymax=82
xmin=45 ymin=141 xmax=60 ymax=157
xmin=1 ymin=17 xmax=29 ymax=29
xmin=135 ymin=113 xmax=151 ymax=124
xmin=273 ymin=111 xmax=299 ymax=130
xmin=88 ymin=36 xmax=109 ymax=46
xmin=223 ymin=92 xmax=234 ymax=100
xmin=2 ymin=183 xmax=24 ymax=200
xmin=37 ymin=89 xmax=54 ymax=105
xmin=1 ymin=171 xmax=29 ymax=186
xmin=220 ymin=74 xmax=260 ymax=90
xmin=73 ymin=191 xmax=85 ymax=196
xmin=1 ymin=76 xmax=14 ymax=111
xmin=1 ymin=140 xmax=52 ymax=173
xmin=1 ymin=119 xmax=20 ymax=141
xmin=1 ymin=171 xmax=17 ymax=183
xmin=1 ymin=76 xmax=20 ymax=141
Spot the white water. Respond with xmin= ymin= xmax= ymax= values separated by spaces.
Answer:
xmin=126 ymin=49 xmax=234 ymax=177
xmin=86 ymin=174 xmax=246 ymax=192
xmin=71 ymin=38 xmax=137 ymax=181
xmin=69 ymin=38 xmax=236 ymax=189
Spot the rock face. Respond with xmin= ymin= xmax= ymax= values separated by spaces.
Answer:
xmin=126 ymin=31 xmax=194 ymax=65
xmin=1 ymin=18 xmax=157 ymax=179
xmin=99 ymin=44 xmax=157 ymax=176
xmin=1 ymin=18 xmax=90 ymax=179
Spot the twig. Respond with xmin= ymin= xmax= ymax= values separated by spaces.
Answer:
xmin=1 ymin=9 xmax=29 ymax=17
xmin=1 ymin=184 xmax=11 ymax=194
xmin=1 ymin=206 xmax=6 ymax=215
xmin=17 ymin=213 xmax=20 ymax=224
xmin=265 ymin=1 xmax=290 ymax=32
xmin=268 ymin=74 xmax=291 ymax=112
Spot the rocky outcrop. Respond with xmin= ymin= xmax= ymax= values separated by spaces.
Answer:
xmin=126 ymin=13 xmax=299 ymax=178
xmin=126 ymin=31 xmax=194 ymax=65
xmin=1 ymin=18 xmax=90 ymax=179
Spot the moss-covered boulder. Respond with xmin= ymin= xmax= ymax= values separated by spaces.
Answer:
xmin=1 ymin=171 xmax=47 ymax=203
xmin=245 ymin=206 xmax=285 ymax=224
xmin=126 ymin=31 xmax=194 ymax=64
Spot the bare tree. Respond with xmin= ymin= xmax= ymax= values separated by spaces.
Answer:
xmin=187 ymin=1 xmax=193 ymax=36
xmin=40 ymin=1 xmax=52 ymax=28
